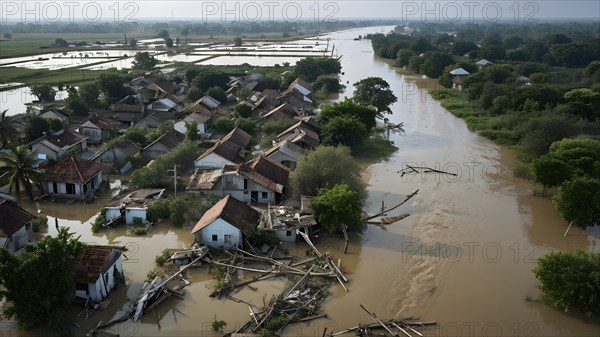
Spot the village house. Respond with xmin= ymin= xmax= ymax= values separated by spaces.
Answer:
xmin=30 ymin=130 xmax=88 ymax=162
xmin=0 ymin=200 xmax=34 ymax=253
xmin=39 ymin=109 xmax=69 ymax=126
xmin=277 ymin=87 xmax=313 ymax=108
xmin=141 ymin=129 xmax=185 ymax=159
xmin=135 ymin=112 xmax=177 ymax=129
xmin=72 ymin=245 xmax=124 ymax=303
xmin=449 ymin=67 xmax=470 ymax=91
xmin=146 ymin=97 xmax=183 ymax=113
xmin=263 ymin=102 xmax=300 ymax=122
xmin=187 ymin=95 xmax=221 ymax=115
xmin=263 ymin=140 xmax=306 ymax=170
xmin=289 ymin=78 xmax=313 ymax=96
xmin=111 ymin=104 xmax=146 ymax=123
xmin=173 ymin=112 xmax=213 ymax=136
xmin=105 ymin=189 xmax=165 ymax=225
xmin=475 ymin=58 xmax=493 ymax=69
xmin=90 ymin=139 xmax=141 ymax=167
xmin=274 ymin=119 xmax=320 ymax=150
xmin=126 ymin=73 xmax=158 ymax=92
xmin=191 ymin=195 xmax=260 ymax=250
xmin=187 ymin=156 xmax=289 ymax=204
xmin=41 ymin=156 xmax=109 ymax=200
xmin=194 ymin=127 xmax=252 ymax=170
xmin=260 ymin=204 xmax=317 ymax=242
xmin=77 ymin=114 xmax=121 ymax=144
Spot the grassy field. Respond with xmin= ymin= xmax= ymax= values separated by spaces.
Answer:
xmin=430 ymin=88 xmax=518 ymax=146
xmin=0 ymin=66 xmax=107 ymax=86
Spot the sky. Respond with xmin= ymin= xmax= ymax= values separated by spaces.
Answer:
xmin=1 ymin=1 xmax=599 ymax=23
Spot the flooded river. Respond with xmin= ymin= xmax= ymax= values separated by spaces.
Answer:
xmin=7 ymin=26 xmax=600 ymax=337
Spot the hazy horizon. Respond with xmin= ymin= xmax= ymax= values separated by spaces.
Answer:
xmin=1 ymin=1 xmax=599 ymax=24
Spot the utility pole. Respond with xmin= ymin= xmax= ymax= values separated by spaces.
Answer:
xmin=168 ymin=164 xmax=177 ymax=198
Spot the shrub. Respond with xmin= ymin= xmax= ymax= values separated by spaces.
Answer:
xmin=154 ymin=248 xmax=171 ymax=266
xmin=31 ymin=215 xmax=48 ymax=232
xmin=212 ymin=320 xmax=227 ymax=332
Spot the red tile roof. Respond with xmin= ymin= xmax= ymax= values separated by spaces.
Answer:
xmin=143 ymin=129 xmax=185 ymax=152
xmin=191 ymin=195 xmax=260 ymax=234
xmin=0 ymin=200 xmax=34 ymax=237
xmin=43 ymin=156 xmax=109 ymax=184
xmin=248 ymin=155 xmax=290 ymax=187
xmin=72 ymin=245 xmax=122 ymax=283
xmin=195 ymin=127 xmax=252 ymax=164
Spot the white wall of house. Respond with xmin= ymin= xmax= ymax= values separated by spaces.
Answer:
xmin=0 ymin=223 xmax=33 ymax=252
xmin=79 ymin=126 xmax=102 ymax=143
xmin=198 ymin=174 xmax=276 ymax=204
xmin=44 ymin=173 xmax=103 ymax=200
xmin=194 ymin=153 xmax=235 ymax=170
xmin=81 ymin=254 xmax=124 ymax=302
xmin=174 ymin=121 xmax=209 ymax=135
xmin=275 ymin=228 xmax=296 ymax=242
xmin=105 ymin=207 xmax=121 ymax=222
xmin=125 ymin=208 xmax=147 ymax=225
xmin=32 ymin=142 xmax=63 ymax=162
xmin=198 ymin=218 xmax=242 ymax=249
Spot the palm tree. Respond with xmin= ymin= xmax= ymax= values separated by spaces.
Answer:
xmin=0 ymin=145 xmax=41 ymax=199
xmin=0 ymin=109 xmax=20 ymax=149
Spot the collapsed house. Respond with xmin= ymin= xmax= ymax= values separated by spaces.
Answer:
xmin=260 ymin=204 xmax=316 ymax=242
xmin=104 ymin=189 xmax=165 ymax=225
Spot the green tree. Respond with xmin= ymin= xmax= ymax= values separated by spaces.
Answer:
xmin=3 ymin=32 xmax=12 ymax=39
xmin=234 ymin=37 xmax=242 ymax=46
xmin=185 ymin=122 xmax=201 ymax=141
xmin=78 ymin=82 xmax=100 ymax=107
xmin=181 ymin=28 xmax=189 ymax=43
xmin=311 ymin=184 xmax=365 ymax=233
xmin=534 ymin=250 xmax=600 ymax=317
xmin=213 ymin=117 xmax=235 ymax=134
xmin=532 ymin=155 xmax=572 ymax=195
xmin=313 ymin=75 xmax=342 ymax=93
xmin=262 ymin=119 xmax=292 ymax=135
xmin=552 ymin=177 xmax=600 ymax=228
xmin=452 ymin=40 xmax=478 ymax=56
xmin=64 ymin=94 xmax=89 ymax=116
xmin=0 ymin=145 xmax=41 ymax=199
xmin=353 ymin=77 xmax=398 ymax=115
xmin=291 ymin=146 xmax=366 ymax=200
xmin=124 ymin=127 xmax=150 ymax=146
xmin=54 ymin=38 xmax=69 ymax=47
xmin=421 ymin=52 xmax=455 ymax=78
xmin=0 ymin=227 xmax=85 ymax=330
xmin=234 ymin=103 xmax=252 ymax=118
xmin=186 ymin=86 xmax=203 ymax=102
xmin=129 ymin=38 xmax=138 ymax=48
xmin=157 ymin=30 xmax=169 ymax=38
xmin=169 ymin=198 xmax=188 ymax=226
xmin=235 ymin=117 xmax=256 ymax=136
xmin=132 ymin=52 xmax=158 ymax=70
xmin=165 ymin=38 xmax=174 ymax=48
xmin=26 ymin=116 xmax=50 ymax=140
xmin=206 ymin=86 xmax=227 ymax=103
xmin=29 ymin=84 xmax=56 ymax=102
xmin=395 ymin=48 xmax=414 ymax=67
xmin=321 ymin=115 xmax=368 ymax=150
xmin=0 ymin=109 xmax=19 ymax=149
xmin=294 ymin=57 xmax=341 ymax=82
xmin=97 ymin=72 xmax=126 ymax=100
xmin=192 ymin=71 xmax=229 ymax=92
xmin=237 ymin=87 xmax=253 ymax=101
xmin=49 ymin=117 xmax=63 ymax=131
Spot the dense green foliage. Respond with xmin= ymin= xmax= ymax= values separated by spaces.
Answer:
xmin=294 ymin=57 xmax=342 ymax=82
xmin=311 ymin=184 xmax=365 ymax=233
xmin=0 ymin=110 xmax=19 ymax=148
xmin=206 ymin=86 xmax=227 ymax=103
xmin=29 ymin=84 xmax=56 ymax=102
xmin=129 ymin=141 xmax=199 ymax=189
xmin=534 ymin=250 xmax=600 ymax=317
xmin=0 ymin=228 xmax=85 ymax=330
xmin=290 ymin=146 xmax=366 ymax=200
xmin=0 ymin=145 xmax=42 ymax=199
xmin=132 ymin=52 xmax=158 ymax=70
xmin=352 ymin=77 xmax=398 ymax=114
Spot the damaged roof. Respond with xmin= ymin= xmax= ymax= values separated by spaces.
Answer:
xmin=43 ymin=156 xmax=109 ymax=184
xmin=0 ymin=200 xmax=34 ymax=237
xmin=72 ymin=245 xmax=122 ymax=283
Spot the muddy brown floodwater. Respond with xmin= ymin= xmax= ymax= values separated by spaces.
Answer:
xmin=6 ymin=26 xmax=600 ymax=337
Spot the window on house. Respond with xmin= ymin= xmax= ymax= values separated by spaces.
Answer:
xmin=224 ymin=234 xmax=231 ymax=243
xmin=262 ymin=192 xmax=268 ymax=199
xmin=65 ymin=183 xmax=76 ymax=195
xmin=212 ymin=234 xmax=218 ymax=241
xmin=286 ymin=230 xmax=292 ymax=237
xmin=52 ymin=182 xmax=58 ymax=193
xmin=243 ymin=179 xmax=248 ymax=189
